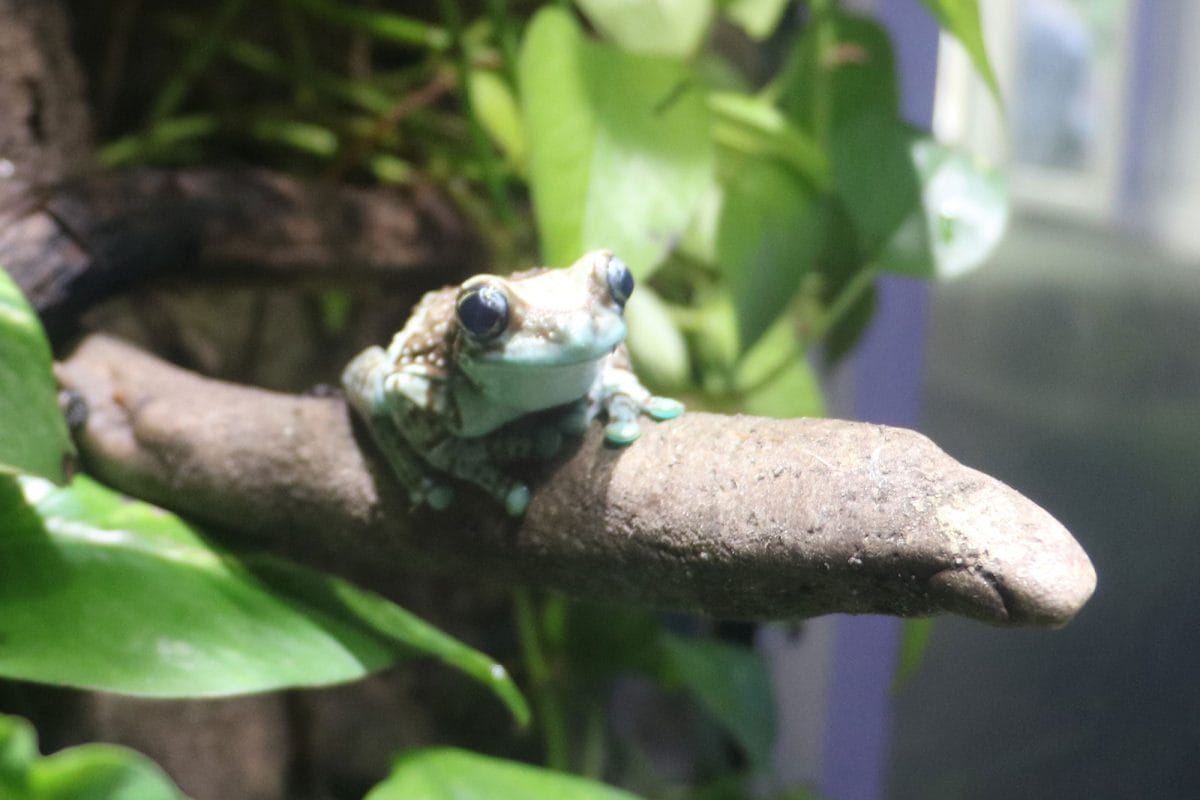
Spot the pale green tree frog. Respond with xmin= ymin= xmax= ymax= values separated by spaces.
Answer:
xmin=342 ymin=250 xmax=683 ymax=516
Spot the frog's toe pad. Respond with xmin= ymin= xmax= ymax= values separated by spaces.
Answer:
xmin=505 ymin=484 xmax=531 ymax=516
xmin=605 ymin=418 xmax=641 ymax=446
xmin=645 ymin=397 xmax=684 ymax=421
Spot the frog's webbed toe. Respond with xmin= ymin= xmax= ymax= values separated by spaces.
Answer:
xmin=643 ymin=396 xmax=684 ymax=421
xmin=603 ymin=394 xmax=643 ymax=445
xmin=503 ymin=484 xmax=531 ymax=516
xmin=599 ymin=376 xmax=685 ymax=446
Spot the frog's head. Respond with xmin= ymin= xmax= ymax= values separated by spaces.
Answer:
xmin=453 ymin=250 xmax=633 ymax=410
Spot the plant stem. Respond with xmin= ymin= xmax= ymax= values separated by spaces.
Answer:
xmin=514 ymin=588 xmax=569 ymax=771
xmin=807 ymin=265 xmax=876 ymax=347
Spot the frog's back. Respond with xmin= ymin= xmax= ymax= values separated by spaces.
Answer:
xmin=386 ymin=268 xmax=555 ymax=372
xmin=387 ymin=285 xmax=459 ymax=372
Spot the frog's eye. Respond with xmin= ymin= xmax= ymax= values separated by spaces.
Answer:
xmin=605 ymin=256 xmax=635 ymax=307
xmin=456 ymin=282 xmax=509 ymax=340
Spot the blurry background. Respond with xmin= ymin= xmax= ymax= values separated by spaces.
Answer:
xmin=892 ymin=1 xmax=1200 ymax=796
xmin=767 ymin=1 xmax=1200 ymax=797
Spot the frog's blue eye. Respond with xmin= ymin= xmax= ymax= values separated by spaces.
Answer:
xmin=606 ymin=256 xmax=634 ymax=307
xmin=457 ymin=283 xmax=509 ymax=340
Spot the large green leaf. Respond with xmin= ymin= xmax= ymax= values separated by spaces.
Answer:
xmin=660 ymin=633 xmax=777 ymax=768
xmin=469 ymin=69 xmax=527 ymax=172
xmin=777 ymin=14 xmax=922 ymax=260
xmin=919 ymin=0 xmax=1001 ymax=103
xmin=0 ymin=476 xmax=527 ymax=723
xmin=1 ymin=714 xmax=184 ymax=800
xmin=575 ymin=0 xmax=715 ymax=58
xmin=0 ymin=269 xmax=74 ymax=483
xmin=717 ymin=158 xmax=823 ymax=353
xmin=707 ymin=91 xmax=828 ymax=188
xmin=365 ymin=748 xmax=643 ymax=800
xmin=520 ymin=8 xmax=715 ymax=277
xmin=624 ymin=287 xmax=691 ymax=392
xmin=736 ymin=314 xmax=826 ymax=419
xmin=876 ymin=138 xmax=1007 ymax=279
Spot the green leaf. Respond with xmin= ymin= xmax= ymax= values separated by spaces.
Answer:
xmin=876 ymin=138 xmax=1007 ymax=280
xmin=366 ymin=748 xmax=643 ymax=800
xmin=736 ymin=316 xmax=826 ymax=419
xmin=290 ymin=0 xmax=450 ymax=49
xmin=777 ymin=14 xmax=921 ymax=258
xmin=0 ymin=269 xmax=74 ymax=483
xmin=575 ymin=0 xmax=715 ymax=58
xmin=719 ymin=0 xmax=791 ymax=39
xmin=707 ymin=91 xmax=828 ymax=187
xmin=918 ymin=0 xmax=1000 ymax=103
xmin=0 ymin=476 xmax=527 ymax=724
xmin=1 ymin=714 xmax=185 ymax=800
xmin=469 ymin=70 xmax=527 ymax=171
xmin=1 ymin=714 xmax=37 ymax=798
xmin=716 ymin=158 xmax=823 ymax=353
xmin=520 ymin=8 xmax=715 ymax=277
xmin=891 ymin=618 xmax=934 ymax=692
xmin=744 ymin=357 xmax=825 ymax=419
xmin=249 ymin=117 xmax=338 ymax=156
xmin=562 ymin=601 xmax=666 ymax=685
xmin=660 ymin=633 xmax=777 ymax=768
xmin=624 ymin=287 xmax=691 ymax=391
xmin=29 ymin=745 xmax=185 ymax=800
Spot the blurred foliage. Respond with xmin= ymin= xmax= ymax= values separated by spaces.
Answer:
xmin=93 ymin=0 xmax=1006 ymax=415
xmin=0 ymin=713 xmax=186 ymax=800
xmin=1 ymin=0 xmax=1008 ymax=797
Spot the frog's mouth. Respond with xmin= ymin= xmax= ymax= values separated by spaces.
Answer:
xmin=460 ymin=348 xmax=614 ymax=411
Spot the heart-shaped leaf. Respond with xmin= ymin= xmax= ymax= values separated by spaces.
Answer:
xmin=366 ymin=748 xmax=643 ymax=800
xmin=520 ymin=8 xmax=715 ymax=277
xmin=0 ymin=476 xmax=527 ymax=724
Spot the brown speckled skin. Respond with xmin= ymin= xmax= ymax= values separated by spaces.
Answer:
xmin=388 ymin=267 xmax=550 ymax=375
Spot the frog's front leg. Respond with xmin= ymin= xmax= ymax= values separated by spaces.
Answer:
xmin=342 ymin=346 xmax=454 ymax=510
xmin=598 ymin=348 xmax=684 ymax=445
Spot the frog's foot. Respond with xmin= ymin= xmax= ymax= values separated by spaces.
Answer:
xmin=460 ymin=463 xmax=531 ymax=516
xmin=601 ymin=389 xmax=685 ymax=446
xmin=643 ymin=396 xmax=685 ymax=421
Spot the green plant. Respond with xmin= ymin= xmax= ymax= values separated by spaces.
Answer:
xmin=2 ymin=1 xmax=1004 ymax=797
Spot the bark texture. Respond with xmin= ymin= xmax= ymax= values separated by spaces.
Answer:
xmin=58 ymin=334 xmax=1097 ymax=628
xmin=1 ymin=168 xmax=484 ymax=344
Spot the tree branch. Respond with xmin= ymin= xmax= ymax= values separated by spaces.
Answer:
xmin=2 ymin=168 xmax=484 ymax=344
xmin=57 ymin=334 xmax=1097 ymax=628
